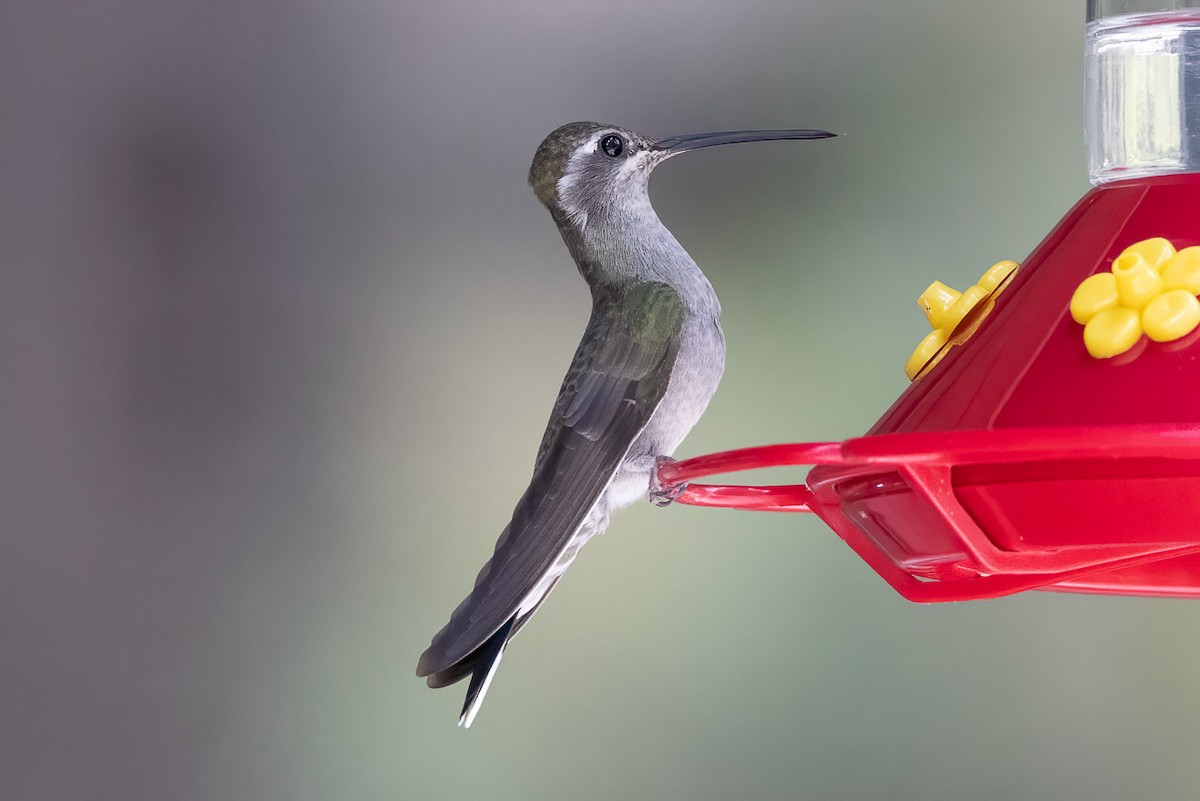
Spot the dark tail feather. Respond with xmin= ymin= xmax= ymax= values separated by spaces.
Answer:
xmin=458 ymin=615 xmax=517 ymax=728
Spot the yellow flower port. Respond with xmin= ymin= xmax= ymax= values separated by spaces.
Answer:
xmin=906 ymin=260 xmax=1019 ymax=380
xmin=1070 ymin=237 xmax=1200 ymax=359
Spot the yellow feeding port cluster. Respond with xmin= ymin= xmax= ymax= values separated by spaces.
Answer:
xmin=906 ymin=260 xmax=1019 ymax=380
xmin=1070 ymin=237 xmax=1200 ymax=359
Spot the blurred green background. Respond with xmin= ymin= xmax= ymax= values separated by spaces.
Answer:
xmin=7 ymin=1 xmax=1200 ymax=799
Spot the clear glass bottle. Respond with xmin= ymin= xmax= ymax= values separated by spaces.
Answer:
xmin=1086 ymin=0 xmax=1200 ymax=183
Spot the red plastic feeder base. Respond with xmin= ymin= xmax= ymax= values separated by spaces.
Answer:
xmin=661 ymin=427 xmax=1200 ymax=602
xmin=662 ymin=175 xmax=1200 ymax=602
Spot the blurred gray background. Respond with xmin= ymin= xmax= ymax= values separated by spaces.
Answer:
xmin=6 ymin=1 xmax=1200 ymax=799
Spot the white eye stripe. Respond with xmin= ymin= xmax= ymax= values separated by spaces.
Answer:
xmin=555 ymin=169 xmax=588 ymax=228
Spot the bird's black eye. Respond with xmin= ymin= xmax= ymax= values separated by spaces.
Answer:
xmin=600 ymin=134 xmax=625 ymax=157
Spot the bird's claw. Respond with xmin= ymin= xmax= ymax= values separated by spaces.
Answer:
xmin=649 ymin=455 xmax=687 ymax=507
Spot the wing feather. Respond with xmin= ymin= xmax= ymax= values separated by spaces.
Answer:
xmin=417 ymin=282 xmax=686 ymax=684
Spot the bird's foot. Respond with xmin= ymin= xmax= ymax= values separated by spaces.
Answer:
xmin=649 ymin=456 xmax=687 ymax=508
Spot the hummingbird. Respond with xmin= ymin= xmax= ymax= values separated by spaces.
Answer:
xmin=417 ymin=121 xmax=835 ymax=727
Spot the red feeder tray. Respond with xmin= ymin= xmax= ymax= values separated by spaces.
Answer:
xmin=660 ymin=174 xmax=1200 ymax=602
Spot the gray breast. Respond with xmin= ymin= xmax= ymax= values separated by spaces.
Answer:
xmin=637 ymin=313 xmax=725 ymax=458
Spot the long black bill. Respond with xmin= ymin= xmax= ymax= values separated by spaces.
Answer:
xmin=653 ymin=129 xmax=836 ymax=152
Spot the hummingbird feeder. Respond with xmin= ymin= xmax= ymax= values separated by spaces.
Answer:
xmin=658 ymin=1 xmax=1200 ymax=602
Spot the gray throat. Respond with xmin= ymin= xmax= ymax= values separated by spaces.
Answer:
xmin=550 ymin=206 xmax=722 ymax=319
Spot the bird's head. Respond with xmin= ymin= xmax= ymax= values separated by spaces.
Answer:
xmin=528 ymin=121 xmax=835 ymax=228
